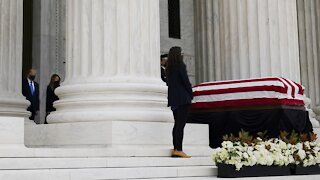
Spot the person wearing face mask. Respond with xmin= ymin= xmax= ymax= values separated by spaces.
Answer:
xmin=45 ymin=74 xmax=61 ymax=124
xmin=22 ymin=69 xmax=40 ymax=122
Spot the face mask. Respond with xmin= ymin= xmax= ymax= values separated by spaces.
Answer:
xmin=29 ymin=75 xmax=36 ymax=81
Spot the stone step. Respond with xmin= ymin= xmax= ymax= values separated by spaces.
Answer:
xmin=132 ymin=175 xmax=320 ymax=180
xmin=0 ymin=157 xmax=213 ymax=170
xmin=0 ymin=146 xmax=212 ymax=158
xmin=25 ymin=121 xmax=210 ymax=147
xmin=0 ymin=166 xmax=217 ymax=180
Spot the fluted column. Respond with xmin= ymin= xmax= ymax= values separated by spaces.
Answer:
xmin=194 ymin=0 xmax=300 ymax=83
xmin=297 ymin=0 xmax=320 ymax=126
xmin=0 ymin=0 xmax=30 ymax=146
xmin=48 ymin=0 xmax=172 ymax=124
xmin=297 ymin=0 xmax=320 ymax=108
xmin=0 ymin=0 xmax=29 ymax=117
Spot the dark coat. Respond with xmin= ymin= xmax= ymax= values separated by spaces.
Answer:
xmin=22 ymin=78 xmax=40 ymax=113
xmin=166 ymin=63 xmax=193 ymax=107
xmin=46 ymin=85 xmax=59 ymax=113
xmin=161 ymin=66 xmax=167 ymax=82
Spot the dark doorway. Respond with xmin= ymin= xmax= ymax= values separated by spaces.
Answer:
xmin=168 ymin=0 xmax=181 ymax=39
xmin=22 ymin=0 xmax=34 ymax=77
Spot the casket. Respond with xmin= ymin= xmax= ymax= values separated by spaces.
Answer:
xmin=188 ymin=77 xmax=313 ymax=148
xmin=192 ymin=77 xmax=305 ymax=110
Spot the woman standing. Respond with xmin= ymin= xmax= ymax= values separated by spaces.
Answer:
xmin=166 ymin=47 xmax=193 ymax=158
xmin=45 ymin=74 xmax=61 ymax=124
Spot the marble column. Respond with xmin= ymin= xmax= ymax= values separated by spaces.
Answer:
xmin=48 ymin=0 xmax=171 ymax=124
xmin=194 ymin=0 xmax=319 ymax=127
xmin=194 ymin=0 xmax=301 ymax=83
xmin=297 ymin=0 xmax=320 ymax=126
xmin=297 ymin=0 xmax=320 ymax=107
xmin=0 ymin=0 xmax=30 ymax=146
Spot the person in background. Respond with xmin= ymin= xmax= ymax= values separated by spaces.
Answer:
xmin=166 ymin=47 xmax=193 ymax=158
xmin=22 ymin=69 xmax=40 ymax=122
xmin=45 ymin=74 xmax=61 ymax=124
xmin=161 ymin=54 xmax=168 ymax=82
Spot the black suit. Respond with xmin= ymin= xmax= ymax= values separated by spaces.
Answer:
xmin=161 ymin=66 xmax=167 ymax=82
xmin=166 ymin=63 xmax=193 ymax=151
xmin=22 ymin=78 xmax=40 ymax=121
xmin=45 ymin=85 xmax=59 ymax=124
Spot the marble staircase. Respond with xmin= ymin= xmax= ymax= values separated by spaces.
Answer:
xmin=2 ymin=155 xmax=320 ymax=179
xmin=0 ymin=121 xmax=216 ymax=179
xmin=0 ymin=156 xmax=216 ymax=179
xmin=0 ymin=121 xmax=316 ymax=179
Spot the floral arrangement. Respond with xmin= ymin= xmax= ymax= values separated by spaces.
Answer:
xmin=212 ymin=130 xmax=320 ymax=171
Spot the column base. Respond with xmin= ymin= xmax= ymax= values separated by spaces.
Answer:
xmin=312 ymin=107 xmax=320 ymax=128
xmin=0 ymin=94 xmax=30 ymax=117
xmin=47 ymin=81 xmax=173 ymax=123
xmin=25 ymin=120 xmax=209 ymax=148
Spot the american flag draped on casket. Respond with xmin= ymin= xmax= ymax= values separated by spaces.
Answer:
xmin=192 ymin=77 xmax=305 ymax=110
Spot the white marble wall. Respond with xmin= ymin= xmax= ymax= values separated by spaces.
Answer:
xmin=32 ymin=0 xmax=66 ymax=124
xmin=160 ymin=0 xmax=196 ymax=84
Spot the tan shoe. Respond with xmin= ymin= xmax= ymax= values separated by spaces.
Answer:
xmin=171 ymin=150 xmax=191 ymax=158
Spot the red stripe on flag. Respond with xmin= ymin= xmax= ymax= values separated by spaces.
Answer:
xmin=193 ymin=85 xmax=288 ymax=96
xmin=193 ymin=77 xmax=284 ymax=87
xmin=192 ymin=98 xmax=305 ymax=109
xmin=293 ymin=81 xmax=304 ymax=95
xmin=281 ymin=78 xmax=296 ymax=98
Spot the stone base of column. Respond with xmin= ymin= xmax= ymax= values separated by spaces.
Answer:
xmin=312 ymin=107 xmax=320 ymax=127
xmin=0 ymin=95 xmax=30 ymax=118
xmin=303 ymin=97 xmax=320 ymax=128
xmin=308 ymin=109 xmax=320 ymax=128
xmin=25 ymin=121 xmax=209 ymax=148
xmin=47 ymin=81 xmax=173 ymax=123
xmin=0 ymin=117 xmax=26 ymax=148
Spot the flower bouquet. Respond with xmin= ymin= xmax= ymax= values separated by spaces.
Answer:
xmin=212 ymin=130 xmax=320 ymax=178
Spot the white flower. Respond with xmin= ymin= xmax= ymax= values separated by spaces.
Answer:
xmin=304 ymin=142 xmax=311 ymax=150
xmin=296 ymin=143 xmax=303 ymax=150
xmin=243 ymin=152 xmax=249 ymax=159
xmin=288 ymin=155 xmax=295 ymax=164
xmin=211 ymin=151 xmax=218 ymax=161
xmin=236 ymin=151 xmax=243 ymax=157
xmin=297 ymin=149 xmax=306 ymax=160
xmin=235 ymin=163 xmax=243 ymax=171
xmin=248 ymin=146 xmax=254 ymax=152
xmin=266 ymin=154 xmax=274 ymax=166
xmin=212 ymin=139 xmax=320 ymax=171
xmin=279 ymin=140 xmax=287 ymax=150
xmin=219 ymin=149 xmax=229 ymax=161
xmin=222 ymin=141 xmax=233 ymax=149
xmin=248 ymin=154 xmax=257 ymax=166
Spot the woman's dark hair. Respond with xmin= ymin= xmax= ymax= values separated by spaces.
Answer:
xmin=166 ymin=46 xmax=183 ymax=75
xmin=49 ymin=74 xmax=61 ymax=89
